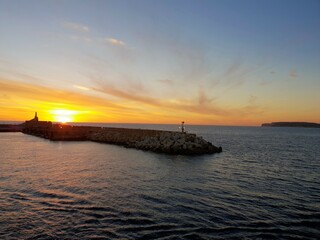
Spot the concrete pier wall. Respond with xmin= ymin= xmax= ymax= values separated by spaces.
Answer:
xmin=0 ymin=124 xmax=23 ymax=132
xmin=49 ymin=125 xmax=99 ymax=140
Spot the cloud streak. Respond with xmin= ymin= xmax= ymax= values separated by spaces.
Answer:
xmin=90 ymin=77 xmax=263 ymax=119
xmin=289 ymin=70 xmax=298 ymax=78
xmin=106 ymin=38 xmax=126 ymax=47
xmin=0 ymin=78 xmax=129 ymax=114
xmin=62 ymin=21 xmax=90 ymax=33
xmin=157 ymin=79 xmax=174 ymax=85
xmin=0 ymin=74 xmax=266 ymax=124
xmin=74 ymin=85 xmax=91 ymax=91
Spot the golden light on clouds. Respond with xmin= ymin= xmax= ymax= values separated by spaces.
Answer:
xmin=0 ymin=77 xmax=319 ymax=125
xmin=74 ymin=85 xmax=91 ymax=91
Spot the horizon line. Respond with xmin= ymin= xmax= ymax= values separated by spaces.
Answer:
xmin=0 ymin=119 xmax=264 ymax=127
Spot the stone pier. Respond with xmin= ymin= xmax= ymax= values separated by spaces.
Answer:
xmin=20 ymin=113 xmax=222 ymax=155
xmin=88 ymin=127 xmax=222 ymax=155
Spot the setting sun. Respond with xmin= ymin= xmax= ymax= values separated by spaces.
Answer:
xmin=50 ymin=109 xmax=78 ymax=123
xmin=1 ymin=1 xmax=319 ymax=239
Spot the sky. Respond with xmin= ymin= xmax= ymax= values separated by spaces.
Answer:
xmin=0 ymin=0 xmax=319 ymax=125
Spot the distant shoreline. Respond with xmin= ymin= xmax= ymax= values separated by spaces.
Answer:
xmin=1 ymin=121 xmax=319 ymax=128
xmin=261 ymin=122 xmax=320 ymax=128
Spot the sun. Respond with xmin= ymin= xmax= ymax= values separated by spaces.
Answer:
xmin=50 ymin=109 xmax=78 ymax=123
xmin=56 ymin=116 xmax=72 ymax=123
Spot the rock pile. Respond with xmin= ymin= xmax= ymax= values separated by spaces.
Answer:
xmin=88 ymin=128 xmax=222 ymax=155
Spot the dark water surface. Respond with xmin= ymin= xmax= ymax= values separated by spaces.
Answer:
xmin=1 ymin=125 xmax=319 ymax=239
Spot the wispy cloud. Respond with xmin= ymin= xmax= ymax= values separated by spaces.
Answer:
xmin=106 ymin=38 xmax=126 ymax=47
xmin=92 ymin=83 xmax=161 ymax=107
xmin=289 ymin=69 xmax=298 ymax=78
xmin=259 ymin=80 xmax=269 ymax=86
xmin=62 ymin=21 xmax=90 ymax=33
xmin=238 ymin=95 xmax=264 ymax=117
xmin=248 ymin=95 xmax=258 ymax=105
xmin=225 ymin=60 xmax=242 ymax=77
xmin=0 ymin=78 xmax=128 ymax=112
xmin=198 ymin=88 xmax=215 ymax=105
xmin=69 ymin=35 xmax=92 ymax=43
xmin=157 ymin=79 xmax=174 ymax=85
xmin=74 ymin=85 xmax=91 ymax=91
xmin=89 ymin=77 xmax=262 ymax=119
xmin=0 ymin=74 xmax=266 ymax=124
xmin=209 ymin=58 xmax=255 ymax=91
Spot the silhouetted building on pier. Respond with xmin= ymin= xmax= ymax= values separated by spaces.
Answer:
xmin=23 ymin=112 xmax=96 ymax=140
xmin=23 ymin=112 xmax=53 ymax=137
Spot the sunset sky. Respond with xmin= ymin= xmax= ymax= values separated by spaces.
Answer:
xmin=0 ymin=0 xmax=319 ymax=125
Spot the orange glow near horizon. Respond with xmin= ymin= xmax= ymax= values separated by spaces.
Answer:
xmin=0 ymin=79 xmax=319 ymax=126
xmin=49 ymin=109 xmax=78 ymax=123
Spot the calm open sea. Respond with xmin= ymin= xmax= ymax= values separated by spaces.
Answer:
xmin=0 ymin=124 xmax=319 ymax=239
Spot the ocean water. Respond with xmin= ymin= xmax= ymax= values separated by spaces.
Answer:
xmin=0 ymin=125 xmax=319 ymax=239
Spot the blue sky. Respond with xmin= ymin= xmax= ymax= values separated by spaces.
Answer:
xmin=0 ymin=0 xmax=319 ymax=124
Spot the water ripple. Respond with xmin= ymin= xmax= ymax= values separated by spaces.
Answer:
xmin=1 ymin=128 xmax=319 ymax=239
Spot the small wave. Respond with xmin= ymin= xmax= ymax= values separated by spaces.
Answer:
xmin=32 ymin=190 xmax=74 ymax=200
xmin=26 ymin=233 xmax=56 ymax=240
xmin=83 ymin=218 xmax=101 ymax=225
xmin=57 ymin=199 xmax=91 ymax=206
xmin=10 ymin=192 xmax=30 ymax=201
xmin=135 ymin=227 xmax=199 ymax=240
xmin=43 ymin=207 xmax=78 ymax=213
xmin=117 ymin=223 xmax=178 ymax=233
xmin=138 ymin=194 xmax=168 ymax=205
xmin=79 ymin=206 xmax=116 ymax=212
xmin=120 ymin=217 xmax=155 ymax=225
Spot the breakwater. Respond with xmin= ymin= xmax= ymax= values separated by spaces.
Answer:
xmin=23 ymin=124 xmax=222 ymax=155
xmin=18 ymin=113 xmax=222 ymax=155
xmin=0 ymin=124 xmax=23 ymax=132
xmin=88 ymin=127 xmax=222 ymax=155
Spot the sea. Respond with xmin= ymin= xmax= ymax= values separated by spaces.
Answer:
xmin=0 ymin=124 xmax=319 ymax=239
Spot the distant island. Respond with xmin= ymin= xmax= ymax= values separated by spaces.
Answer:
xmin=261 ymin=122 xmax=320 ymax=128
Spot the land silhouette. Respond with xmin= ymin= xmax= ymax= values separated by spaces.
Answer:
xmin=0 ymin=113 xmax=222 ymax=155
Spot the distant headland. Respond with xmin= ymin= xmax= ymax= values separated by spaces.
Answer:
xmin=261 ymin=122 xmax=320 ymax=128
xmin=0 ymin=112 xmax=222 ymax=155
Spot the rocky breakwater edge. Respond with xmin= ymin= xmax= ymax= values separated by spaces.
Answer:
xmin=19 ymin=113 xmax=222 ymax=155
xmin=88 ymin=128 xmax=222 ymax=155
